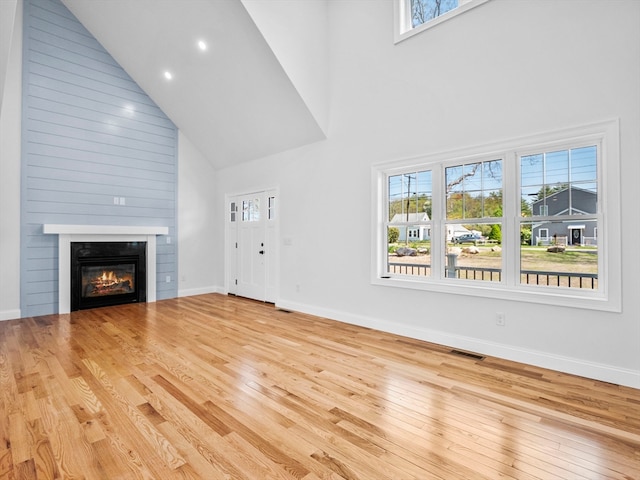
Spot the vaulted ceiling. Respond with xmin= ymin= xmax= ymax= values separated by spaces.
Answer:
xmin=52 ymin=0 xmax=329 ymax=170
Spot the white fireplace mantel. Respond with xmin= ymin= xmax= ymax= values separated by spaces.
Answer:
xmin=43 ymin=224 xmax=169 ymax=314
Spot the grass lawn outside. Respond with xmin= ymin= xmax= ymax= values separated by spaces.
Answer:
xmin=387 ymin=243 xmax=598 ymax=288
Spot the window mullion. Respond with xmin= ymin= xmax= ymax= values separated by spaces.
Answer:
xmin=379 ymin=170 xmax=390 ymax=278
xmin=431 ymin=164 xmax=445 ymax=279
xmin=503 ymin=150 xmax=517 ymax=287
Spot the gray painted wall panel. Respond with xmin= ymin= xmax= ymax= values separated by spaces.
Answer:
xmin=25 ymin=136 xmax=175 ymax=170
xmin=28 ymin=71 xmax=170 ymax=122
xmin=26 ymin=202 xmax=175 ymax=220
xmin=27 ymin=177 xmax=175 ymax=200
xmin=25 ymin=161 xmax=176 ymax=188
xmin=22 ymin=0 xmax=178 ymax=315
xmin=24 ymin=270 xmax=57 ymax=284
xmin=27 ymin=190 xmax=175 ymax=210
xmin=28 ymin=97 xmax=176 ymax=144
xmin=26 ymin=123 xmax=175 ymax=156
xmin=27 ymin=106 xmax=176 ymax=148
xmin=25 ymin=149 xmax=176 ymax=177
xmin=27 ymin=63 xmax=155 ymax=107
xmin=26 ymin=281 xmax=56 ymax=295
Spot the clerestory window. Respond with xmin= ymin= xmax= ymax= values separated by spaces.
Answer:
xmin=394 ymin=0 xmax=490 ymax=43
xmin=373 ymin=120 xmax=621 ymax=311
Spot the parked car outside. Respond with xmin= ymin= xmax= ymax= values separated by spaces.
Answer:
xmin=453 ymin=233 xmax=483 ymax=245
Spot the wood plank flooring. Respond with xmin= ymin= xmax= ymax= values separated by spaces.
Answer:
xmin=1 ymin=293 xmax=639 ymax=479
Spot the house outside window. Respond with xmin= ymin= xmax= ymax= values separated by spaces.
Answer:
xmin=520 ymin=145 xmax=598 ymax=289
xmin=373 ymin=120 xmax=621 ymax=312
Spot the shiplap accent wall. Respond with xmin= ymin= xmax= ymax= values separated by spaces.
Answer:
xmin=21 ymin=0 xmax=178 ymax=316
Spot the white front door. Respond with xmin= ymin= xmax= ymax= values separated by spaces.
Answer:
xmin=227 ymin=190 xmax=277 ymax=302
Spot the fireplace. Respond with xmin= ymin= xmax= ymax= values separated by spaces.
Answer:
xmin=71 ymin=242 xmax=146 ymax=311
xmin=43 ymin=224 xmax=167 ymax=314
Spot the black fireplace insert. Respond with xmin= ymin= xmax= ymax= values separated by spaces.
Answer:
xmin=71 ymin=242 xmax=146 ymax=311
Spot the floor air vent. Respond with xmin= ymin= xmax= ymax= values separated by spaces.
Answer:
xmin=450 ymin=349 xmax=485 ymax=361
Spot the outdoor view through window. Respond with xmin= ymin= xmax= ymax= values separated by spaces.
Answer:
xmin=410 ymin=0 xmax=459 ymax=28
xmin=384 ymin=145 xmax=599 ymax=291
xmin=519 ymin=146 xmax=598 ymax=289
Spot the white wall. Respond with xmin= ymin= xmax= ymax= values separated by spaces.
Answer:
xmin=241 ymin=0 xmax=330 ymax=135
xmin=0 ymin=1 xmax=21 ymax=321
xmin=177 ymin=131 xmax=219 ymax=297
xmin=0 ymin=0 xmax=18 ymax=110
xmin=214 ymin=0 xmax=640 ymax=388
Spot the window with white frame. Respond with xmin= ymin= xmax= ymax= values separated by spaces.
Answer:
xmin=373 ymin=120 xmax=621 ymax=311
xmin=242 ymin=198 xmax=260 ymax=222
xmin=394 ymin=0 xmax=489 ymax=43
xmin=445 ymin=158 xmax=503 ymax=282
xmin=386 ymin=170 xmax=432 ymax=277
xmin=538 ymin=228 xmax=549 ymax=245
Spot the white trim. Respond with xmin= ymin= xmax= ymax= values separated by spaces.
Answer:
xmin=394 ymin=0 xmax=490 ymax=44
xmin=178 ymin=286 xmax=224 ymax=297
xmin=43 ymin=224 xmax=168 ymax=235
xmin=0 ymin=309 xmax=22 ymax=322
xmin=275 ymin=298 xmax=640 ymax=389
xmin=43 ymin=225 xmax=167 ymax=314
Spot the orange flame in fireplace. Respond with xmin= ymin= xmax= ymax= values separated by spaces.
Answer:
xmin=96 ymin=271 xmax=122 ymax=287
xmin=86 ymin=270 xmax=134 ymax=297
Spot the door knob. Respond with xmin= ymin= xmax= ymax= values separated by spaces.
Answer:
xmin=259 ymin=250 xmax=265 ymax=255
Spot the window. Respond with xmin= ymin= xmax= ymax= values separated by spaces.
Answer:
xmin=394 ymin=0 xmax=489 ymax=43
xmin=520 ymin=145 xmax=598 ymax=288
xmin=373 ymin=120 xmax=621 ymax=311
xmin=537 ymin=228 xmax=549 ymax=245
xmin=242 ymin=198 xmax=260 ymax=222
xmin=386 ymin=170 xmax=432 ymax=277
xmin=268 ymin=196 xmax=276 ymax=220
xmin=445 ymin=158 xmax=503 ymax=282
xmin=230 ymin=202 xmax=236 ymax=222
xmin=411 ymin=0 xmax=459 ymax=27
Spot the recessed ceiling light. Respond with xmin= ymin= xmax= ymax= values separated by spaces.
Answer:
xmin=197 ymin=40 xmax=207 ymax=51
xmin=164 ymin=71 xmax=173 ymax=80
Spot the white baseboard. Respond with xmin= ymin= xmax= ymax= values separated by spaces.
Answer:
xmin=0 ymin=309 xmax=21 ymax=321
xmin=178 ymin=286 xmax=224 ymax=298
xmin=276 ymin=299 xmax=640 ymax=390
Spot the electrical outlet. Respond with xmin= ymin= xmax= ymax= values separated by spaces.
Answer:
xmin=496 ymin=312 xmax=506 ymax=326
xmin=165 ymin=275 xmax=171 ymax=283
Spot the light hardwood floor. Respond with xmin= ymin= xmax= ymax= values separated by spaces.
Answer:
xmin=1 ymin=293 xmax=638 ymax=479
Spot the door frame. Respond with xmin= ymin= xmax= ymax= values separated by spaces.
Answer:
xmin=225 ymin=188 xmax=279 ymax=302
